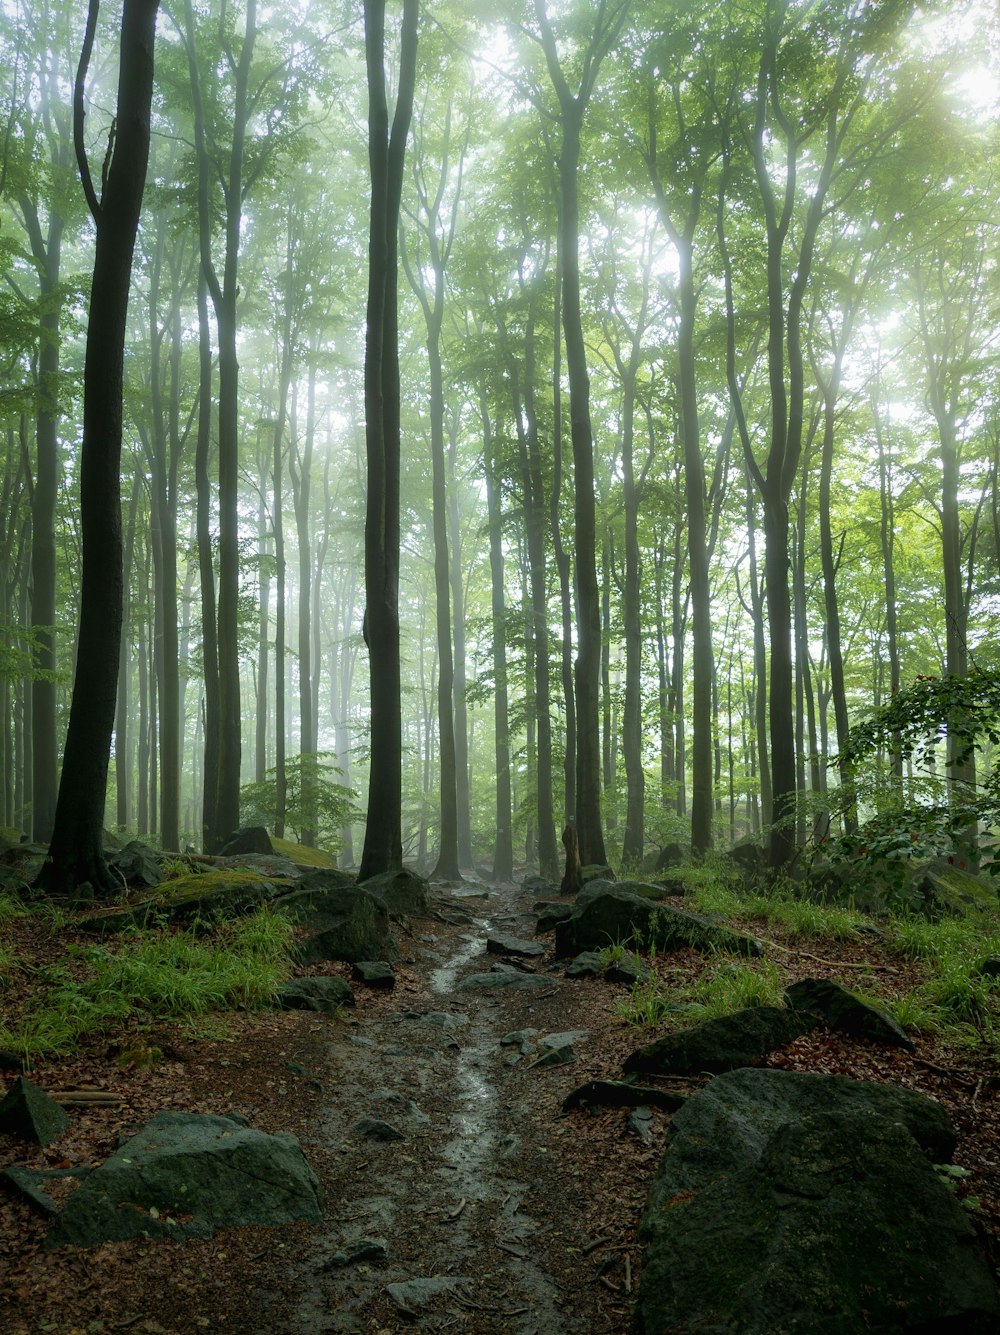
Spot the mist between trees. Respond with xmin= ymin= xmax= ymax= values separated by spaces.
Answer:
xmin=2 ymin=0 xmax=998 ymax=890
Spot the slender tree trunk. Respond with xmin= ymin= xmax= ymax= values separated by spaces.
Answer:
xmin=482 ymin=390 xmax=513 ymax=882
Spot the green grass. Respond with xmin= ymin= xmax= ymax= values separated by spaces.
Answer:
xmin=613 ymin=957 xmax=787 ymax=1028
xmin=0 ymin=907 xmax=295 ymax=1066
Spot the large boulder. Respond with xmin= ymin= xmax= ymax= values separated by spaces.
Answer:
xmin=77 ymin=869 xmax=290 ymax=934
xmin=637 ymin=1094 xmax=999 ymax=1334
xmin=912 ymin=858 xmax=999 ymax=919
xmin=640 ymin=1067 xmax=955 ymax=1235
xmin=47 ymin=1111 xmax=321 ymax=1246
xmin=274 ymin=879 xmax=395 ymax=964
xmin=554 ymin=888 xmax=762 ymax=959
xmin=359 ymin=868 xmax=430 ymax=917
xmin=785 ymin=977 xmax=914 ymax=1050
xmin=578 ymin=877 xmax=667 ymax=903
xmin=218 ymin=826 xmax=274 ymax=856
xmin=623 ymin=1006 xmax=817 ymax=1077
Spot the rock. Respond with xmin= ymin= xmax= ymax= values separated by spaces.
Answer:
xmin=500 ymin=1028 xmax=541 ymax=1053
xmin=455 ymin=968 xmax=556 ymax=992
xmin=534 ymin=902 xmax=574 ymax=934
xmin=912 ymin=857 xmax=999 ymax=919
xmin=727 ymin=839 xmax=766 ymax=876
xmin=276 ymin=976 xmax=355 ymax=1012
xmin=3 ymin=1164 xmax=90 ymax=1217
xmin=580 ymin=877 xmax=666 ymax=902
xmin=623 ymin=1006 xmax=818 ymax=1077
xmin=47 ymin=1111 xmax=321 ymax=1246
xmin=530 ymin=1030 xmax=587 ymax=1068
xmin=977 ymin=957 xmax=1000 ymax=980
xmin=637 ymin=1106 xmax=1000 ymax=1335
xmin=0 ymin=1049 xmax=23 ymax=1073
xmin=386 ymin=1276 xmax=472 ymax=1316
xmin=565 ymin=950 xmax=603 ymax=978
xmin=78 ymin=870 xmax=289 ymax=934
xmin=562 ymin=1080 xmax=686 ymax=1115
xmin=218 ymin=826 xmax=274 ymax=856
xmin=554 ymin=889 xmax=763 ymax=960
xmin=522 ymin=874 xmax=559 ymax=897
xmin=785 ymin=976 xmax=914 ymax=1050
xmin=326 ymin=1237 xmax=389 ymax=1269
xmin=356 ymin=1117 xmax=405 ymax=1142
xmin=656 ymin=843 xmax=684 ymax=870
xmin=106 ymin=840 xmax=162 ymax=887
xmin=359 ymin=868 xmax=430 ymax=917
xmin=0 ymin=1077 xmax=69 ymax=1146
xmin=581 ymin=864 xmax=615 ymax=884
xmin=486 ymin=932 xmax=546 ymax=959
xmin=351 ymin=960 xmax=396 ymax=989
xmin=639 ymin=1067 xmax=956 ymax=1234
xmin=270 ymin=837 xmax=337 ymax=868
xmin=275 ymin=881 xmax=394 ymax=964
xmin=605 ymin=951 xmax=653 ymax=986
xmin=627 ymin=1106 xmax=656 ymax=1144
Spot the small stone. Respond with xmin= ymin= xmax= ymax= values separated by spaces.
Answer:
xmin=356 ymin=1117 xmax=405 ymax=1142
xmin=0 ymin=1077 xmax=69 ymax=1147
xmin=626 ymin=1106 xmax=656 ymax=1144
xmin=326 ymin=1236 xmax=389 ymax=1268
xmin=351 ymin=960 xmax=396 ymax=989
xmin=277 ymin=976 xmax=355 ymax=1013
xmin=565 ymin=951 xmax=603 ymax=978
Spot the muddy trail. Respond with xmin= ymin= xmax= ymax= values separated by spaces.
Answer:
xmin=290 ymin=878 xmax=636 ymax=1334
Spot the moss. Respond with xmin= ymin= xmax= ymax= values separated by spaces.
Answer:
xmin=270 ymin=838 xmax=335 ymax=869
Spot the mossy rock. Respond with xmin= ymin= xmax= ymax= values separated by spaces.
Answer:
xmin=76 ymin=870 xmax=293 ymax=934
xmin=270 ymin=837 xmax=336 ymax=869
xmin=912 ymin=858 xmax=999 ymax=920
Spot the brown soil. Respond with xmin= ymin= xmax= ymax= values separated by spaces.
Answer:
xmin=1 ymin=882 xmax=999 ymax=1334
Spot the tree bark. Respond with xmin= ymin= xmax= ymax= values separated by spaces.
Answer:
xmin=38 ymin=0 xmax=158 ymax=895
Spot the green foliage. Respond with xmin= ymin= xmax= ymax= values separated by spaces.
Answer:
xmin=0 ymin=908 xmax=294 ymax=1065
xmin=685 ymin=960 xmax=786 ymax=1020
xmin=240 ymin=752 xmax=358 ymax=852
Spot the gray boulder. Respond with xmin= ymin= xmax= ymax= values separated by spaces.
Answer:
xmin=359 ymin=868 xmax=429 ymax=917
xmin=275 ymin=881 xmax=394 ymax=964
xmin=579 ymin=877 xmax=666 ymax=902
xmin=48 ymin=1111 xmax=321 ymax=1246
xmin=785 ymin=977 xmax=914 ymax=1050
xmin=277 ymin=976 xmax=355 ymax=1012
xmin=456 ymin=966 xmax=556 ymax=992
xmin=623 ymin=1006 xmax=817 ymax=1077
xmin=640 ymin=1067 xmax=956 ymax=1233
xmin=554 ymin=889 xmax=762 ymax=959
xmin=637 ymin=1106 xmax=1000 ymax=1334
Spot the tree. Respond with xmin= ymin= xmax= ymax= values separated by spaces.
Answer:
xmin=37 ymin=0 xmax=158 ymax=895
xmin=358 ymin=0 xmax=419 ymax=881
xmin=530 ymin=0 xmax=630 ymax=870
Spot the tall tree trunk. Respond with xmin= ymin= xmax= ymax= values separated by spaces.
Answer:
xmin=481 ymin=389 xmax=513 ymax=882
xmin=358 ymin=0 xmax=418 ymax=880
xmin=38 ymin=0 xmax=158 ymax=895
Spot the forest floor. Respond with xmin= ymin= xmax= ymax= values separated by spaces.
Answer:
xmin=1 ymin=876 xmax=1000 ymax=1334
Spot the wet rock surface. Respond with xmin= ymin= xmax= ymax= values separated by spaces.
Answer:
xmin=637 ymin=1081 xmax=1000 ymax=1334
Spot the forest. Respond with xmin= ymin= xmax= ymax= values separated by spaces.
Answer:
xmin=3 ymin=2 xmax=1000 ymax=1329
xmin=1 ymin=0 xmax=998 ymax=886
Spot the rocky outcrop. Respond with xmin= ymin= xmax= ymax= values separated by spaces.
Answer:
xmin=553 ymin=888 xmax=762 ymax=959
xmin=360 ymin=869 xmax=430 ymax=918
xmin=0 ymin=1077 xmax=68 ymax=1146
xmin=785 ymin=976 xmax=914 ymax=1050
xmin=47 ymin=1111 xmax=321 ymax=1246
xmin=636 ymin=1067 xmax=998 ymax=1334
xmin=623 ymin=1006 xmax=817 ymax=1077
xmin=275 ymin=880 xmax=395 ymax=964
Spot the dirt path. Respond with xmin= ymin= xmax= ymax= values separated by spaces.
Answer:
xmin=291 ymin=880 xmax=625 ymax=1333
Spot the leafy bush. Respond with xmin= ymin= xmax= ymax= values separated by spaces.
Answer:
xmin=240 ymin=751 xmax=358 ymax=852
